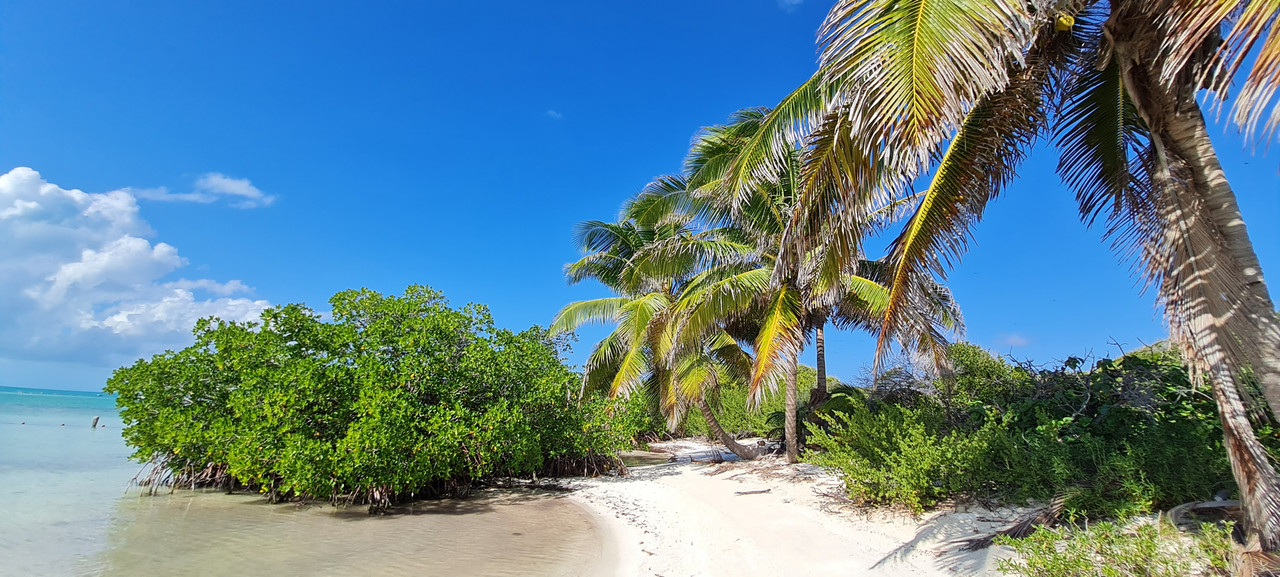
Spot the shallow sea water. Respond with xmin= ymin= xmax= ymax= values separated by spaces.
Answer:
xmin=0 ymin=387 xmax=611 ymax=577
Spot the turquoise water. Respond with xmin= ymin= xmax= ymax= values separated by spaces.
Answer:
xmin=0 ymin=387 xmax=610 ymax=576
xmin=0 ymin=387 xmax=137 ymax=576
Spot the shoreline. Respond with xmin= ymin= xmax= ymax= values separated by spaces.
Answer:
xmin=569 ymin=441 xmax=1022 ymax=577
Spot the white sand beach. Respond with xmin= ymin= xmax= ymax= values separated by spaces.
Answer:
xmin=570 ymin=441 xmax=1024 ymax=577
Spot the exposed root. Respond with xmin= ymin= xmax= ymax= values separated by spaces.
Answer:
xmin=127 ymin=451 xmax=626 ymax=514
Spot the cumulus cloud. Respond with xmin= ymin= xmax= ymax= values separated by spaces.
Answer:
xmin=0 ymin=167 xmax=270 ymax=366
xmin=130 ymin=173 xmax=275 ymax=208
xmin=545 ymin=110 xmax=563 ymax=120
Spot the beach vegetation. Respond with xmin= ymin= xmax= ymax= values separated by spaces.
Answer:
xmin=740 ymin=0 xmax=1280 ymax=550
xmin=555 ymin=109 xmax=963 ymax=463
xmin=996 ymin=519 xmax=1236 ymax=577
xmin=807 ymin=344 xmax=1262 ymax=520
xmin=106 ymin=285 xmax=632 ymax=511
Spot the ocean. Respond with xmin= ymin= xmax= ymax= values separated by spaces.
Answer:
xmin=0 ymin=386 xmax=611 ymax=576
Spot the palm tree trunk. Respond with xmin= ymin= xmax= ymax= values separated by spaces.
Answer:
xmin=694 ymin=395 xmax=757 ymax=461
xmin=1113 ymin=26 xmax=1280 ymax=548
xmin=1213 ymin=366 xmax=1280 ymax=550
xmin=811 ymin=319 xmax=830 ymax=409
xmin=1110 ymin=6 xmax=1280 ymax=420
xmin=1160 ymin=92 xmax=1280 ymax=421
xmin=785 ymin=351 xmax=799 ymax=464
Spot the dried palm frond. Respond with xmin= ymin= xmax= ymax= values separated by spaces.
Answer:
xmin=956 ymin=490 xmax=1071 ymax=551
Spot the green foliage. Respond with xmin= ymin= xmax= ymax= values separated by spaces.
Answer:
xmin=996 ymin=521 xmax=1235 ymax=577
xmin=807 ymin=343 xmax=1243 ymax=517
xmin=681 ymin=366 xmax=824 ymax=439
xmin=106 ymin=286 xmax=630 ymax=507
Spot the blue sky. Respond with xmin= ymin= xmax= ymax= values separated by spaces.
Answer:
xmin=0 ymin=1 xmax=1276 ymax=391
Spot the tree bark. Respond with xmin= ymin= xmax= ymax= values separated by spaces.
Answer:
xmin=694 ymin=395 xmax=758 ymax=461
xmin=1161 ymin=92 xmax=1280 ymax=420
xmin=785 ymin=352 xmax=799 ymax=464
xmin=810 ymin=320 xmax=830 ymax=410
xmin=1213 ymin=367 xmax=1280 ymax=551
xmin=1109 ymin=12 xmax=1280 ymax=548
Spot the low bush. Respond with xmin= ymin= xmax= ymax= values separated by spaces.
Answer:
xmin=806 ymin=343 xmax=1249 ymax=518
xmin=106 ymin=285 xmax=632 ymax=510
xmin=996 ymin=520 xmax=1235 ymax=577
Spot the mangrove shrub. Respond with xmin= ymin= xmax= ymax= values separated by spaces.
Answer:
xmin=106 ymin=285 xmax=631 ymax=509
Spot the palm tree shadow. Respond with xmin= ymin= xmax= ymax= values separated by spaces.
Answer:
xmin=868 ymin=511 xmax=1016 ymax=575
xmin=597 ymin=461 xmax=692 ymax=483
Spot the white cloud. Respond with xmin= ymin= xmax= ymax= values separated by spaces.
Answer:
xmin=545 ymin=110 xmax=563 ymax=120
xmin=1001 ymin=333 xmax=1031 ymax=348
xmin=129 ymin=173 xmax=276 ymax=208
xmin=777 ymin=0 xmax=803 ymax=11
xmin=194 ymin=173 xmax=275 ymax=208
xmin=0 ymin=167 xmax=269 ymax=366
xmin=130 ymin=186 xmax=217 ymax=204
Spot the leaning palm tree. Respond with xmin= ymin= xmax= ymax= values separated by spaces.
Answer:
xmin=737 ymin=0 xmax=1280 ymax=550
xmin=551 ymin=181 xmax=762 ymax=459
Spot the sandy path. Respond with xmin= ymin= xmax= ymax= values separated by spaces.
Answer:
xmin=570 ymin=445 xmax=1020 ymax=577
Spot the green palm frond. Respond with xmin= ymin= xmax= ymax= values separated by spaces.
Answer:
xmin=749 ymin=284 xmax=805 ymax=406
xmin=676 ymin=267 xmax=773 ymax=345
xmin=608 ymin=333 xmax=651 ymax=399
xmin=625 ymin=175 xmax=700 ymax=229
xmin=565 ymin=252 xmax=631 ymax=288
xmin=875 ymin=48 xmax=1054 ymax=368
xmin=580 ymin=327 xmax=629 ymax=397
xmin=621 ymin=292 xmax=670 ymax=343
xmin=672 ymin=352 xmax=718 ymax=413
xmin=628 ymin=233 xmax=757 ymax=283
xmin=706 ymin=329 xmax=753 ymax=385
xmin=780 ymin=102 xmax=884 ymax=275
xmin=726 ymin=71 xmax=844 ymax=203
xmin=573 ymin=220 xmax=640 ymax=256
xmin=1055 ymin=10 xmax=1150 ymax=229
xmin=818 ymin=0 xmax=1036 ymax=165
xmin=550 ymin=297 xmax=630 ymax=334
xmin=840 ymin=274 xmax=890 ymax=316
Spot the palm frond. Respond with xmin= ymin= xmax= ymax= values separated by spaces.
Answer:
xmin=676 ymin=267 xmax=773 ymax=345
xmin=573 ymin=220 xmax=640 ymax=255
xmin=608 ymin=333 xmax=651 ymax=399
xmin=550 ymin=297 xmax=629 ymax=335
xmin=580 ymin=327 xmax=629 ymax=397
xmin=818 ymin=0 xmax=1036 ymax=168
xmin=1162 ymin=0 xmax=1280 ymax=140
xmin=1055 ymin=10 xmax=1150 ymax=229
xmin=875 ymin=38 xmax=1057 ymax=369
xmin=749 ymin=284 xmax=805 ymax=406
xmin=625 ymin=175 xmax=699 ymax=229
xmin=627 ymin=233 xmax=757 ymax=285
xmin=840 ymin=274 xmax=891 ymax=316
xmin=565 ymin=252 xmax=631 ymax=288
xmin=724 ymin=72 xmax=843 ymax=203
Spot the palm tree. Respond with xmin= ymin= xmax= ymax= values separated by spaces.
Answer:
xmin=551 ymin=180 xmax=762 ymax=459
xmin=650 ymin=109 xmax=963 ymax=463
xmin=737 ymin=0 xmax=1280 ymax=549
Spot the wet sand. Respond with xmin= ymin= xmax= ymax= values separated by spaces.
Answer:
xmin=81 ymin=488 xmax=614 ymax=577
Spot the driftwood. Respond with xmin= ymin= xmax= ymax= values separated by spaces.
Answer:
xmin=734 ymin=489 xmax=772 ymax=496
